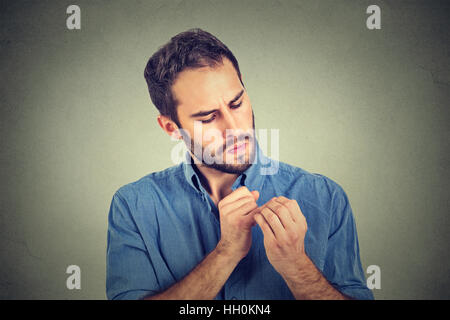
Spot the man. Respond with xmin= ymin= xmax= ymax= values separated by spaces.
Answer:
xmin=106 ymin=28 xmax=373 ymax=300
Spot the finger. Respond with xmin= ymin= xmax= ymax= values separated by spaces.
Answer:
xmin=260 ymin=207 xmax=286 ymax=241
xmin=221 ymin=195 xmax=256 ymax=215
xmin=234 ymin=198 xmax=259 ymax=216
xmin=256 ymin=197 xmax=271 ymax=211
xmin=254 ymin=213 xmax=275 ymax=241
xmin=275 ymin=196 xmax=304 ymax=223
xmin=250 ymin=190 xmax=259 ymax=202
xmin=218 ymin=186 xmax=252 ymax=209
xmin=239 ymin=205 xmax=265 ymax=229
xmin=265 ymin=199 xmax=296 ymax=232
xmin=241 ymin=207 xmax=259 ymax=227
xmin=243 ymin=202 xmax=262 ymax=217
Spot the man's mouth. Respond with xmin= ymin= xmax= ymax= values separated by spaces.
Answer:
xmin=227 ymin=141 xmax=247 ymax=154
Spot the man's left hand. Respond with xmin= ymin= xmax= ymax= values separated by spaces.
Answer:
xmin=254 ymin=196 xmax=308 ymax=279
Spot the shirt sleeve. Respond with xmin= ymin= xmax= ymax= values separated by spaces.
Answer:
xmin=322 ymin=182 xmax=374 ymax=300
xmin=106 ymin=191 xmax=161 ymax=300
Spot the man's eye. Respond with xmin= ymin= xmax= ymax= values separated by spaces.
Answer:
xmin=200 ymin=103 xmax=241 ymax=123
xmin=201 ymin=115 xmax=216 ymax=124
xmin=230 ymin=102 xmax=242 ymax=109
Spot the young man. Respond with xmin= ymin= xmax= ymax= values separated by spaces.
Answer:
xmin=106 ymin=28 xmax=374 ymax=300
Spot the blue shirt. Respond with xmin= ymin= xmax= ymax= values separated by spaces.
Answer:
xmin=106 ymin=144 xmax=374 ymax=300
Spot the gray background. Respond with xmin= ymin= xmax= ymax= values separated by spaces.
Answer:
xmin=0 ymin=0 xmax=449 ymax=299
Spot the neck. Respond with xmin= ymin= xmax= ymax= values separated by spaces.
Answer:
xmin=193 ymin=163 xmax=238 ymax=206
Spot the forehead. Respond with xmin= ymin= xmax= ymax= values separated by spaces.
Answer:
xmin=171 ymin=58 xmax=242 ymax=113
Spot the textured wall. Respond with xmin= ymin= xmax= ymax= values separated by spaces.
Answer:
xmin=0 ymin=0 xmax=449 ymax=299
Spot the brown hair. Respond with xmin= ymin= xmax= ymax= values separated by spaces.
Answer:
xmin=144 ymin=28 xmax=243 ymax=127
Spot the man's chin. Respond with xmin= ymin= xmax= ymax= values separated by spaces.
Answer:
xmin=190 ymin=138 xmax=256 ymax=174
xmin=204 ymin=162 xmax=252 ymax=175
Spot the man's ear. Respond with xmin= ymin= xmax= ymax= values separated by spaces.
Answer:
xmin=157 ymin=115 xmax=182 ymax=140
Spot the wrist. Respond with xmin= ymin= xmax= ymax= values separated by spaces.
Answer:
xmin=215 ymin=241 xmax=245 ymax=265
xmin=279 ymin=253 xmax=312 ymax=282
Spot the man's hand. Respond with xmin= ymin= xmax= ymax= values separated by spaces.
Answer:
xmin=254 ymin=196 xmax=308 ymax=279
xmin=216 ymin=186 xmax=260 ymax=262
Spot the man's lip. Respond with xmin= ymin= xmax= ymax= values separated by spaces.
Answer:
xmin=227 ymin=141 xmax=247 ymax=154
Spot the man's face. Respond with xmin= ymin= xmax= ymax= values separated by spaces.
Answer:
xmin=171 ymin=58 xmax=255 ymax=174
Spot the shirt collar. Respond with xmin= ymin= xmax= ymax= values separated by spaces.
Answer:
xmin=182 ymin=139 xmax=275 ymax=195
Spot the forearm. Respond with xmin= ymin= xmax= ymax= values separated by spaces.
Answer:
xmin=143 ymin=245 xmax=239 ymax=300
xmin=282 ymin=255 xmax=351 ymax=300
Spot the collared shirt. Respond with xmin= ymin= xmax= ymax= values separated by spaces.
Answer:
xmin=106 ymin=144 xmax=374 ymax=300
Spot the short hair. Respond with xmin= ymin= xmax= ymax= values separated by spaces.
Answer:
xmin=144 ymin=28 xmax=243 ymax=127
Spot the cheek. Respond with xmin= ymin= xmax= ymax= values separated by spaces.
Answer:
xmin=201 ymin=128 xmax=224 ymax=148
xmin=202 ymin=134 xmax=219 ymax=146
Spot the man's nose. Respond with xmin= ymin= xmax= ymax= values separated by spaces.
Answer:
xmin=220 ymin=109 xmax=240 ymax=143
xmin=221 ymin=107 xmax=239 ymax=132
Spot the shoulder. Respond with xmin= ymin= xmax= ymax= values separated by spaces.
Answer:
xmin=116 ymin=163 xmax=185 ymax=198
xmin=271 ymin=160 xmax=346 ymax=197
xmin=110 ymin=163 xmax=187 ymax=221
xmin=266 ymin=160 xmax=349 ymax=214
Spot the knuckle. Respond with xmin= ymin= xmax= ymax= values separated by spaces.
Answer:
xmin=277 ymin=237 xmax=287 ymax=247
xmin=302 ymin=216 xmax=308 ymax=227
xmin=218 ymin=199 xmax=226 ymax=210
xmin=288 ymin=231 xmax=299 ymax=243
xmin=241 ymin=200 xmax=256 ymax=212
xmin=277 ymin=206 xmax=288 ymax=216
xmin=286 ymin=201 xmax=296 ymax=210
xmin=247 ymin=201 xmax=258 ymax=210
xmin=219 ymin=207 xmax=230 ymax=217
xmin=272 ymin=241 xmax=282 ymax=251
xmin=299 ymin=222 xmax=307 ymax=233
xmin=268 ymin=212 xmax=278 ymax=223
xmin=237 ymin=186 xmax=250 ymax=196
xmin=272 ymin=204 xmax=281 ymax=213
xmin=245 ymin=195 xmax=255 ymax=203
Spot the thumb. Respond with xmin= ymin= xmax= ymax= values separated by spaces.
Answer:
xmin=250 ymin=190 xmax=260 ymax=201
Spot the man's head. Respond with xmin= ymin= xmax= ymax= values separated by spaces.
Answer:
xmin=144 ymin=28 xmax=255 ymax=174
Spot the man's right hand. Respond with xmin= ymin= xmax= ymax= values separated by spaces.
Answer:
xmin=216 ymin=186 xmax=260 ymax=262
xmin=144 ymin=186 xmax=260 ymax=300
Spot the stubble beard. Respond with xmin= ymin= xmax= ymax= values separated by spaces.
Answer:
xmin=188 ymin=113 xmax=256 ymax=175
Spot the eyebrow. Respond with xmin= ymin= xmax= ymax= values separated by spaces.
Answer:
xmin=190 ymin=89 xmax=244 ymax=118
